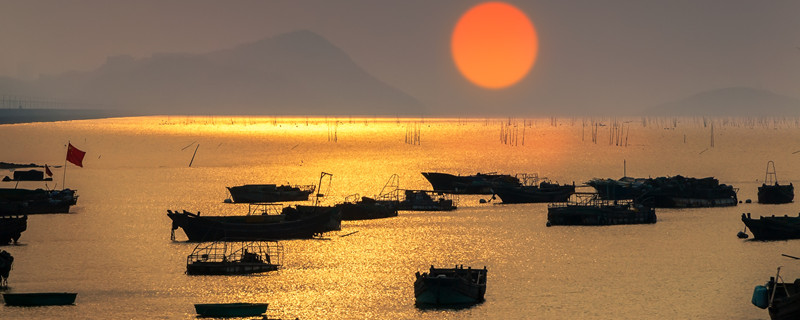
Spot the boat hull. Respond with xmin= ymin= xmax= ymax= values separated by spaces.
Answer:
xmin=758 ymin=184 xmax=794 ymax=204
xmin=194 ymin=303 xmax=268 ymax=317
xmin=494 ymin=185 xmax=575 ymax=204
xmin=227 ymin=184 xmax=313 ymax=203
xmin=337 ymin=202 xmax=398 ymax=220
xmin=421 ymin=172 xmax=519 ymax=194
xmin=547 ymin=205 xmax=656 ymax=226
xmin=0 ymin=215 xmax=26 ymax=245
xmin=0 ymin=188 xmax=77 ymax=214
xmin=742 ymin=214 xmax=800 ymax=240
xmin=3 ymin=292 xmax=77 ymax=306
xmin=414 ymin=266 xmax=486 ymax=306
xmin=398 ymin=191 xmax=456 ymax=211
xmin=187 ymin=262 xmax=279 ymax=275
xmin=168 ymin=207 xmax=340 ymax=242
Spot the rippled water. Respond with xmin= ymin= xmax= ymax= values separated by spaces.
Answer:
xmin=1 ymin=116 xmax=799 ymax=319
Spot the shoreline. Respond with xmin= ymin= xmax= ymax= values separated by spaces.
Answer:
xmin=0 ymin=108 xmax=138 ymax=125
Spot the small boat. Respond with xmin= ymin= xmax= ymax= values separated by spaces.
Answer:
xmin=194 ymin=302 xmax=269 ymax=317
xmin=168 ymin=205 xmax=340 ymax=242
xmin=758 ymin=161 xmax=794 ymax=204
xmin=415 ymin=265 xmax=487 ymax=306
xmin=398 ymin=190 xmax=457 ymax=211
xmin=0 ymin=188 xmax=77 ymax=214
xmin=3 ymin=292 xmax=77 ymax=306
xmin=186 ymin=240 xmax=283 ymax=275
xmin=547 ymin=193 xmax=656 ymax=226
xmin=226 ymin=184 xmax=315 ymax=203
xmin=741 ymin=213 xmax=800 ymax=240
xmin=0 ymin=214 xmax=26 ymax=245
xmin=421 ymin=172 xmax=521 ymax=194
xmin=493 ymin=174 xmax=575 ymax=204
xmin=337 ymin=195 xmax=398 ymax=220
xmin=752 ymin=258 xmax=800 ymax=320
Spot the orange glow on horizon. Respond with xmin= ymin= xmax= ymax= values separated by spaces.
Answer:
xmin=451 ymin=2 xmax=538 ymax=89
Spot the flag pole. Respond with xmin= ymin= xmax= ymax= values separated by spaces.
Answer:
xmin=62 ymin=141 xmax=68 ymax=189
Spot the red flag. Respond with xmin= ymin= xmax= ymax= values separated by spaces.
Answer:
xmin=45 ymin=164 xmax=53 ymax=177
xmin=66 ymin=143 xmax=86 ymax=167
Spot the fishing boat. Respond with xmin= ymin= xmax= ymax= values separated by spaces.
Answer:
xmin=758 ymin=161 xmax=794 ymax=204
xmin=586 ymin=176 xmax=648 ymax=200
xmin=194 ymin=302 xmax=269 ymax=317
xmin=226 ymin=184 xmax=315 ymax=203
xmin=0 ymin=214 xmax=26 ymax=245
xmin=588 ymin=175 xmax=737 ymax=208
xmin=3 ymin=292 xmax=77 ymax=306
xmin=493 ymin=174 xmax=575 ymax=204
xmin=0 ymin=188 xmax=77 ymax=214
xmin=337 ymin=195 xmax=398 ymax=220
xmin=421 ymin=172 xmax=521 ymax=194
xmin=547 ymin=193 xmax=656 ymax=226
xmin=414 ymin=265 xmax=487 ymax=306
xmin=335 ymin=174 xmax=401 ymax=220
xmin=186 ymin=240 xmax=283 ymax=275
xmin=398 ymin=190 xmax=457 ymax=211
xmin=741 ymin=213 xmax=800 ymax=240
xmin=751 ymin=256 xmax=800 ymax=320
xmin=167 ymin=205 xmax=340 ymax=242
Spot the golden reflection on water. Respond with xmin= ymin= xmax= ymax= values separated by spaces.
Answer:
xmin=2 ymin=116 xmax=800 ymax=319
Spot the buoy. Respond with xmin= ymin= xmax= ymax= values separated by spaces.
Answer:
xmin=479 ymin=199 xmax=487 ymax=204
xmin=745 ymin=199 xmax=752 ymax=203
xmin=737 ymin=231 xmax=749 ymax=239
xmin=546 ymin=221 xmax=552 ymax=227
xmin=223 ymin=198 xmax=233 ymax=203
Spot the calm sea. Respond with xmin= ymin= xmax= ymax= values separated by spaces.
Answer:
xmin=0 ymin=116 xmax=798 ymax=319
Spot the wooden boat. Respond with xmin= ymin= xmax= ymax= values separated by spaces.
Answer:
xmin=3 ymin=292 xmax=77 ymax=306
xmin=494 ymin=174 xmax=575 ymax=204
xmin=0 ymin=214 xmax=26 ymax=245
xmin=226 ymin=184 xmax=315 ymax=203
xmin=194 ymin=302 xmax=268 ymax=317
xmin=167 ymin=205 xmax=341 ymax=242
xmin=752 ymin=262 xmax=800 ymax=320
xmin=186 ymin=240 xmax=282 ymax=275
xmin=547 ymin=193 xmax=656 ymax=226
xmin=415 ymin=265 xmax=487 ymax=306
xmin=421 ymin=172 xmax=520 ymax=194
xmin=741 ymin=213 xmax=800 ymax=240
xmin=398 ymin=190 xmax=457 ymax=211
xmin=758 ymin=161 xmax=794 ymax=204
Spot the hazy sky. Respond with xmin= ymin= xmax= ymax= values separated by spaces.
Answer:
xmin=2 ymin=0 xmax=799 ymax=115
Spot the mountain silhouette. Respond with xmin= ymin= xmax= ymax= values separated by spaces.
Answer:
xmin=9 ymin=30 xmax=424 ymax=115
xmin=647 ymin=87 xmax=800 ymax=116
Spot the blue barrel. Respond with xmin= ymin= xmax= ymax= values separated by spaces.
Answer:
xmin=751 ymin=285 xmax=769 ymax=309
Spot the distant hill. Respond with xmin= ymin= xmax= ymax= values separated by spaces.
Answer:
xmin=3 ymin=30 xmax=424 ymax=115
xmin=646 ymin=87 xmax=800 ymax=116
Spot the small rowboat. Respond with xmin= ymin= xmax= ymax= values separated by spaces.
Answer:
xmin=3 ymin=292 xmax=77 ymax=306
xmin=194 ymin=302 xmax=269 ymax=317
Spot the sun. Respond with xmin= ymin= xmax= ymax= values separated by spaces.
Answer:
xmin=451 ymin=2 xmax=538 ymax=89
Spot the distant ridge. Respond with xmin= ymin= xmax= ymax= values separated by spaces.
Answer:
xmin=3 ymin=30 xmax=424 ymax=115
xmin=646 ymin=87 xmax=800 ymax=116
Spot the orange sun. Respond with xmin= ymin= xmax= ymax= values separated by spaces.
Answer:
xmin=451 ymin=2 xmax=538 ymax=89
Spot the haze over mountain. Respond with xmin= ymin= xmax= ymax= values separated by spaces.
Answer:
xmin=2 ymin=30 xmax=424 ymax=115
xmin=646 ymin=87 xmax=800 ymax=116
